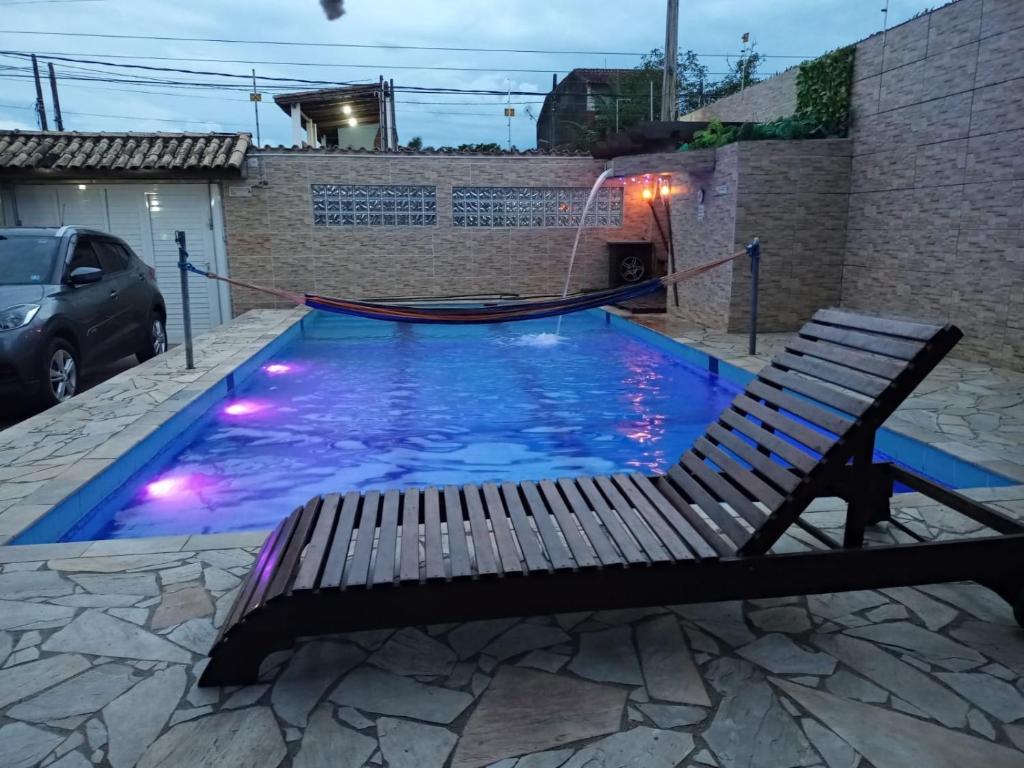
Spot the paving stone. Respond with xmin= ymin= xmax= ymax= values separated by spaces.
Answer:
xmin=213 ymin=587 xmax=239 ymax=629
xmin=223 ymin=683 xmax=269 ymax=709
xmin=890 ymin=696 xmax=930 ymax=719
xmin=637 ymin=614 xmax=710 ymax=706
xmin=934 ymin=672 xmax=1024 ymax=722
xmin=0 ymin=629 xmax=11 ymax=665
xmin=7 ymin=663 xmax=138 ymax=722
xmin=482 ymin=623 xmax=569 ymax=661
xmin=671 ymin=602 xmax=755 ymax=647
xmin=773 ymin=678 xmax=1024 ymax=768
xmin=5 ymin=646 xmax=40 ymax=666
xmin=344 ymin=629 xmax=393 ymax=651
xmin=1005 ymin=723 xmax=1024 ymax=751
xmin=801 ymin=719 xmax=858 ymax=768
xmin=807 ymin=592 xmax=888 ymax=620
xmin=42 ymin=610 xmax=191 ymax=662
xmin=981 ymin=662 xmax=1016 ymax=680
xmin=0 ymin=599 xmax=76 ymax=630
xmin=900 ymin=653 xmax=932 ymax=673
xmin=445 ymin=660 xmax=476 ymax=687
xmin=628 ymin=686 xmax=648 ymax=702
xmin=107 ymin=608 xmax=148 ymax=625
xmin=0 ymin=653 xmax=91 ymax=709
xmin=591 ymin=607 xmax=666 ymax=625
xmin=202 ymin=567 xmax=240 ymax=592
xmin=568 ymin=625 xmax=643 ymax=685
xmin=950 ymin=622 xmax=1024 ymax=675
xmin=447 ymin=618 xmax=521 ymax=659
xmin=737 ymin=634 xmax=837 ymax=676
xmin=813 ymin=634 xmax=968 ymax=728
xmin=692 ymin=748 xmax=719 ymax=766
xmin=452 ymin=667 xmax=626 ymax=768
xmin=54 ymin=731 xmax=84 ymax=758
xmin=554 ymin=611 xmax=590 ymax=631
xmin=824 ymin=670 xmax=888 ymax=704
xmin=331 ymin=666 xmax=473 ymax=724
xmin=845 ymin=622 xmax=986 ymax=671
xmin=968 ymin=709 xmax=996 ymax=740
xmin=51 ymin=594 xmax=143 ymax=608
xmin=0 ymin=570 xmax=74 ymax=599
xmin=702 ymin=658 xmax=818 ymax=768
xmin=283 ymin=727 xmax=301 ymax=742
xmin=168 ymin=706 xmax=212 ymax=726
xmin=3 ymin=722 xmax=65 ymax=768
xmin=368 ymin=627 xmax=456 ymax=677
xmin=151 ymin=586 xmax=214 ymax=631
xmin=165 ymin=617 xmax=215 ymax=654
xmin=378 ymin=716 xmax=457 ymax=768
xmin=49 ymin=752 xmax=93 ymax=768
xmin=136 ymin=706 xmax=286 ymax=768
xmin=864 ymin=604 xmax=909 ymax=623
xmin=471 ymin=672 xmax=490 ymax=697
xmin=159 ymin=563 xmax=203 ymax=586
xmin=48 ymin=554 xmax=186 ymax=573
xmin=515 ymin=748 xmax=575 ymax=768
xmin=559 ymin=726 xmax=693 ymax=768
xmin=515 ymin=650 xmax=568 ymax=673
xmin=84 ymin=719 xmax=106 ymax=749
xmin=627 ymin=706 xmax=642 ymax=722
xmin=293 ymin=706 xmax=376 ymax=768
xmin=748 ymin=606 xmax=813 ymax=633
xmin=271 ymin=641 xmax=365 ymax=727
xmin=103 ymin=665 xmax=186 ymax=768
xmin=683 ymin=625 xmax=719 ymax=654
xmin=335 ymin=706 xmax=374 ymax=730
xmin=68 ymin=573 xmax=160 ymax=596
xmin=637 ymin=702 xmax=708 ymax=728
xmin=478 ymin=655 xmax=498 ymax=673
xmin=195 ymin=549 xmax=253 ymax=570
xmin=919 ymin=583 xmax=1016 ymax=626
xmin=12 ymin=631 xmax=39 ymax=652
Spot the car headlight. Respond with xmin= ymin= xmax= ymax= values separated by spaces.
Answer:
xmin=0 ymin=304 xmax=40 ymax=331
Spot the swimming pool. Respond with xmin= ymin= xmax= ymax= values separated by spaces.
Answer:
xmin=14 ymin=310 xmax=1016 ymax=543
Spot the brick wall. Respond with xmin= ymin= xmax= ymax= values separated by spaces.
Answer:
xmin=682 ymin=68 xmax=799 ymax=124
xmin=222 ymin=152 xmax=656 ymax=315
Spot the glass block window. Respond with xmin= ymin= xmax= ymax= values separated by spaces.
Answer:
xmin=452 ymin=186 xmax=623 ymax=228
xmin=311 ymin=184 xmax=437 ymax=226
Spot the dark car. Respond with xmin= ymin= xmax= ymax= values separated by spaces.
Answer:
xmin=0 ymin=226 xmax=167 ymax=407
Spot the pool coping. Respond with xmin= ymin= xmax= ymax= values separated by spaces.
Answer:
xmin=2 ymin=305 xmax=1020 ymax=549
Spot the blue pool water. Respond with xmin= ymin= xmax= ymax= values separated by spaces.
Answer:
xmin=27 ymin=309 xmax=1013 ymax=543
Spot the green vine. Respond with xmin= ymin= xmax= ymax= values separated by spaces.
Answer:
xmin=795 ymin=45 xmax=856 ymax=136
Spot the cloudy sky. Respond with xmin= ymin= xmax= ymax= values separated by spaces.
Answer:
xmin=0 ymin=0 xmax=933 ymax=149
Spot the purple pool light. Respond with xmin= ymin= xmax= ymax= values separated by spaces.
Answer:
xmin=145 ymin=475 xmax=193 ymax=499
xmin=263 ymin=363 xmax=293 ymax=375
xmin=222 ymin=399 xmax=265 ymax=417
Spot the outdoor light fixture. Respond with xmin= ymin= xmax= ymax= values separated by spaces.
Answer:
xmin=342 ymin=104 xmax=353 ymax=115
xmin=77 ymin=184 xmax=87 ymax=190
xmin=641 ymin=186 xmax=654 ymax=201
xmin=348 ymin=117 xmax=358 ymax=127
xmin=659 ymin=177 xmax=672 ymax=198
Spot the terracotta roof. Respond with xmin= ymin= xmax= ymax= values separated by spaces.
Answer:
xmin=0 ymin=131 xmax=251 ymax=176
xmin=255 ymin=144 xmax=590 ymax=157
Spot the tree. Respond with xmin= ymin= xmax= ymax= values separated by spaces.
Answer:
xmin=406 ymin=136 xmax=423 ymax=150
xmin=435 ymin=142 xmax=504 ymax=153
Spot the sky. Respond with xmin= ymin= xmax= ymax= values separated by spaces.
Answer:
xmin=0 ymin=0 xmax=936 ymax=150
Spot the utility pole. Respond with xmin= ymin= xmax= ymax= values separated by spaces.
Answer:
xmin=740 ymin=32 xmax=750 ymax=92
xmin=660 ymin=0 xmax=679 ymax=121
xmin=505 ymin=79 xmax=512 ymax=151
xmin=31 ymin=54 xmax=48 ymax=131
xmin=250 ymin=69 xmax=261 ymax=147
xmin=649 ymin=79 xmax=654 ymax=121
xmin=549 ymin=73 xmax=557 ymax=150
xmin=47 ymin=62 xmax=63 ymax=131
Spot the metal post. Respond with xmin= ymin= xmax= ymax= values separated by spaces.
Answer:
xmin=175 ymin=230 xmax=195 ymax=370
xmin=747 ymin=237 xmax=760 ymax=355
xmin=47 ymin=63 xmax=63 ymax=131
xmin=663 ymin=195 xmax=679 ymax=308
xmin=31 ymin=54 xmax=48 ymax=131
xmin=251 ymin=69 xmax=261 ymax=147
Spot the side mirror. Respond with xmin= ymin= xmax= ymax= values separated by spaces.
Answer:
xmin=69 ymin=266 xmax=103 ymax=285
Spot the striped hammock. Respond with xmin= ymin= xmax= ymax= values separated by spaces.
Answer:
xmin=181 ymin=250 xmax=742 ymax=325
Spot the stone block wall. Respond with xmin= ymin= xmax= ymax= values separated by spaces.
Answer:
xmin=222 ymin=152 xmax=656 ymax=315
xmin=683 ymin=68 xmax=799 ymax=124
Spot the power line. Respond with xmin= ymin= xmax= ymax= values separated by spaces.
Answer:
xmin=0 ymin=0 xmax=106 ymax=5
xmin=0 ymin=101 xmax=249 ymax=126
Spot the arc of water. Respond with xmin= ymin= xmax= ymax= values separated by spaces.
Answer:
xmin=556 ymin=167 xmax=616 ymax=336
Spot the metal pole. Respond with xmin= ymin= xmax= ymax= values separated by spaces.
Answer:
xmin=251 ymin=69 xmax=261 ymax=147
xmin=747 ymin=237 xmax=760 ymax=355
xmin=649 ymin=79 xmax=654 ymax=122
xmin=663 ymin=195 xmax=679 ymax=308
xmin=615 ymin=98 xmax=620 ymax=132
xmin=31 ymin=54 xmax=48 ymax=131
xmin=549 ymin=73 xmax=557 ymax=149
xmin=506 ymin=79 xmax=512 ymax=151
xmin=175 ymin=230 xmax=195 ymax=370
xmin=47 ymin=63 xmax=63 ymax=131
xmin=660 ymin=0 xmax=679 ymax=121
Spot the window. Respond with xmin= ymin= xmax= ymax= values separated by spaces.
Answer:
xmin=312 ymin=184 xmax=437 ymax=226
xmin=452 ymin=186 xmax=624 ymax=228
xmin=94 ymin=241 xmax=130 ymax=274
xmin=68 ymin=239 xmax=101 ymax=273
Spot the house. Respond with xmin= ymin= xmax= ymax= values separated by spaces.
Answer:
xmin=274 ymin=84 xmax=398 ymax=150
xmin=0 ymin=130 xmax=250 ymax=342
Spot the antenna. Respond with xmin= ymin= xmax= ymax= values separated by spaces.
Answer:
xmin=525 ymin=106 xmax=536 ymax=122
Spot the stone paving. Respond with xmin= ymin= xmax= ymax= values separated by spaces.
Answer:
xmin=1 ymin=484 xmax=1024 ymax=768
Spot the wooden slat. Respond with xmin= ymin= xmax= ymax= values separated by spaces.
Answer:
xmin=612 ymin=474 xmax=693 ymax=561
xmin=399 ymin=489 xmax=421 ymax=583
xmin=539 ymin=480 xmax=598 ymax=568
xmin=666 ymin=465 xmax=749 ymax=549
xmin=787 ymin=337 xmax=904 ymax=379
xmin=707 ymin=423 xmax=801 ymax=494
xmin=773 ymin=352 xmax=889 ymax=398
xmin=371 ymin=490 xmax=400 ymax=585
xmin=594 ymin=475 xmax=670 ymax=563
xmin=632 ymin=474 xmax=719 ymax=559
xmin=266 ymin=496 xmax=321 ymax=601
xmin=482 ymin=482 xmax=523 ymax=574
xmin=501 ymin=481 xmax=552 ymax=572
xmin=319 ymin=491 xmax=360 ymax=589
xmin=748 ymin=379 xmax=855 ymax=437
xmin=557 ymin=478 xmax=623 ymax=566
xmin=732 ymin=395 xmax=835 ymax=455
xmin=691 ymin=438 xmax=783 ymax=515
xmin=521 ymin=481 xmax=577 ymax=570
xmin=464 ymin=484 xmax=499 ymax=576
xmin=423 ymin=487 xmax=446 ymax=581
xmin=813 ymin=308 xmax=940 ymax=341
xmin=801 ymin=321 xmax=921 ymax=360
xmin=345 ymin=491 xmax=380 ymax=588
xmin=652 ymin=476 xmax=733 ymax=557
xmin=443 ymin=485 xmax=473 ymax=578
xmin=292 ymin=493 xmax=341 ymax=592
xmin=226 ymin=517 xmax=286 ymax=630
xmin=759 ymin=366 xmax=871 ymax=419
xmin=575 ymin=476 xmax=646 ymax=564
xmin=719 ymin=408 xmax=817 ymax=474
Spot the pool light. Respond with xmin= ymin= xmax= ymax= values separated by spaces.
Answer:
xmin=146 ymin=476 xmax=190 ymax=499
xmin=263 ymin=363 xmax=293 ymax=375
xmin=223 ymin=399 xmax=264 ymax=416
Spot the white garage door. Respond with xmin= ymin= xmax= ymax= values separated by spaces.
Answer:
xmin=13 ymin=182 xmax=229 ymax=343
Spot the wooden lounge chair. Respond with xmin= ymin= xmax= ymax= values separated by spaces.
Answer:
xmin=200 ymin=308 xmax=1024 ymax=686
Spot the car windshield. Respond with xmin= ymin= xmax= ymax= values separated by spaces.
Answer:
xmin=0 ymin=235 xmax=60 ymax=285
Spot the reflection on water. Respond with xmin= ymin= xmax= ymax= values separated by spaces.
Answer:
xmin=78 ymin=311 xmax=738 ymax=540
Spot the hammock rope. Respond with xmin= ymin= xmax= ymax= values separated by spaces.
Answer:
xmin=181 ymin=249 xmax=744 ymax=324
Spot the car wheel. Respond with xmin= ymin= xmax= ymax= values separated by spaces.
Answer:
xmin=40 ymin=339 xmax=78 ymax=407
xmin=137 ymin=313 xmax=167 ymax=362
